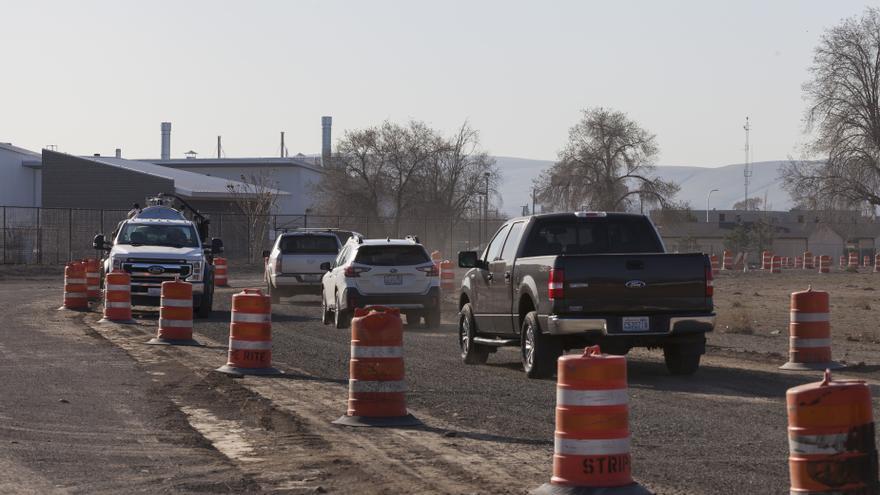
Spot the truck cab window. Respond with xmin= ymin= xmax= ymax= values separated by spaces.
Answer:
xmin=500 ymin=222 xmax=525 ymax=261
xmin=484 ymin=225 xmax=511 ymax=262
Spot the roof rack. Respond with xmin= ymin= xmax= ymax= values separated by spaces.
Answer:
xmin=404 ymin=234 xmax=421 ymax=244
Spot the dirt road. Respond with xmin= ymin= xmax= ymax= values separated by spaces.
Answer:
xmin=4 ymin=267 xmax=880 ymax=494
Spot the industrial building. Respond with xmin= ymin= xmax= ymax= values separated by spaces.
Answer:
xmin=0 ymin=142 xmax=42 ymax=207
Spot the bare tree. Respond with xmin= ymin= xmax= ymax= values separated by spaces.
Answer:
xmin=782 ymin=8 xmax=880 ymax=210
xmin=732 ymin=197 xmax=763 ymax=211
xmin=227 ymin=172 xmax=280 ymax=263
xmin=535 ymin=107 xmax=678 ymax=212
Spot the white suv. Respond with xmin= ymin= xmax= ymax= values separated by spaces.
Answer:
xmin=320 ymin=237 xmax=441 ymax=329
xmin=264 ymin=231 xmax=341 ymax=302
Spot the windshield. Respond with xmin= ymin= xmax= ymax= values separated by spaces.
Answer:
xmin=117 ymin=224 xmax=200 ymax=248
xmin=522 ymin=217 xmax=663 ymax=256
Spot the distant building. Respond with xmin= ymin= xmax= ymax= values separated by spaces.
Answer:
xmin=40 ymin=150 xmax=287 ymax=212
xmin=0 ymin=142 xmax=42 ymax=207
xmin=654 ymin=209 xmax=880 ymax=259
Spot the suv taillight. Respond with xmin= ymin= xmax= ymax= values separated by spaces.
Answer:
xmin=705 ymin=263 xmax=714 ymax=298
xmin=548 ymin=268 xmax=564 ymax=300
xmin=416 ymin=263 xmax=439 ymax=277
xmin=275 ymin=257 xmax=282 ymax=274
xmin=344 ymin=266 xmax=371 ymax=278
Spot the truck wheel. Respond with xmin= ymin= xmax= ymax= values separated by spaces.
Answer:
xmin=459 ymin=303 xmax=489 ymax=364
xmin=404 ymin=311 xmax=422 ymax=328
xmin=267 ymin=282 xmax=281 ymax=304
xmin=334 ymin=294 xmax=352 ymax=329
xmin=521 ymin=311 xmax=561 ymax=379
xmin=320 ymin=295 xmax=332 ymax=325
xmin=195 ymin=289 xmax=213 ymax=319
xmin=663 ymin=346 xmax=702 ymax=376
xmin=425 ymin=308 xmax=441 ymax=328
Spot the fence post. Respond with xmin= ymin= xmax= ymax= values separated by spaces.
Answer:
xmin=36 ymin=207 xmax=41 ymax=265
xmin=1 ymin=206 xmax=5 ymax=264
xmin=246 ymin=219 xmax=251 ymax=263
xmin=68 ymin=208 xmax=73 ymax=262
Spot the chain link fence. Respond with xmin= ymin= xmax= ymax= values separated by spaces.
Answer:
xmin=0 ymin=206 xmax=507 ymax=264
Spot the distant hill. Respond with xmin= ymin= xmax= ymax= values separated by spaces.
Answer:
xmin=493 ymin=156 xmax=792 ymax=215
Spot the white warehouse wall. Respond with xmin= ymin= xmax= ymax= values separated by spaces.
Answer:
xmin=0 ymin=144 xmax=41 ymax=207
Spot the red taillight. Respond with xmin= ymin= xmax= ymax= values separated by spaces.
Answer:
xmin=416 ymin=263 xmax=439 ymax=277
xmin=705 ymin=264 xmax=714 ymax=298
xmin=344 ymin=266 xmax=371 ymax=278
xmin=275 ymin=257 xmax=282 ymax=274
xmin=548 ymin=268 xmax=564 ymax=300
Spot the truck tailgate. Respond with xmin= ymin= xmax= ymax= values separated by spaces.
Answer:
xmin=557 ymin=253 xmax=708 ymax=314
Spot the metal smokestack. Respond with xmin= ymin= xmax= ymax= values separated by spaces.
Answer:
xmin=115 ymin=148 xmax=122 ymax=158
xmin=160 ymin=122 xmax=172 ymax=160
xmin=321 ymin=116 xmax=332 ymax=166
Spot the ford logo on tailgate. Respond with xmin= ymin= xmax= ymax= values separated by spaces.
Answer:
xmin=147 ymin=266 xmax=165 ymax=275
xmin=625 ymin=280 xmax=646 ymax=288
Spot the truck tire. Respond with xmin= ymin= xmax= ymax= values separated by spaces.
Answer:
xmin=195 ymin=287 xmax=213 ymax=319
xmin=404 ymin=311 xmax=422 ymax=328
xmin=521 ymin=311 xmax=562 ymax=379
xmin=459 ymin=303 xmax=489 ymax=364
xmin=425 ymin=308 xmax=441 ymax=328
xmin=663 ymin=345 xmax=702 ymax=375
xmin=267 ymin=282 xmax=281 ymax=304
xmin=334 ymin=294 xmax=352 ymax=329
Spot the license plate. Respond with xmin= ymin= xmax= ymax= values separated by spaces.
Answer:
xmin=148 ymin=287 xmax=161 ymax=297
xmin=301 ymin=274 xmax=322 ymax=282
xmin=622 ymin=317 xmax=650 ymax=332
xmin=384 ymin=275 xmax=403 ymax=285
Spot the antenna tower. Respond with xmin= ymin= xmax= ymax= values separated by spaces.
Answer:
xmin=743 ymin=117 xmax=751 ymax=210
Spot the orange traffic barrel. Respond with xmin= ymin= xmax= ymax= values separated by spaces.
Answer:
xmin=780 ymin=287 xmax=843 ymax=371
xmin=440 ymin=259 xmax=454 ymax=291
xmin=216 ymin=288 xmax=280 ymax=375
xmin=818 ymin=255 xmax=831 ymax=274
xmin=430 ymin=250 xmax=442 ymax=262
xmin=334 ymin=306 xmax=421 ymax=427
xmin=721 ymin=250 xmax=733 ymax=270
xmin=803 ymin=251 xmax=814 ymax=270
xmin=875 ymin=254 xmax=880 ymax=273
xmin=214 ymin=257 xmax=229 ymax=287
xmin=840 ymin=255 xmax=846 ymax=270
xmin=771 ymin=256 xmax=782 ymax=274
xmin=848 ymin=252 xmax=859 ymax=270
xmin=762 ymin=251 xmax=772 ymax=270
xmin=60 ymin=261 xmax=88 ymax=310
xmin=787 ymin=370 xmax=878 ymax=494
xmin=865 ymin=255 xmax=872 ymax=268
xmin=148 ymin=279 xmax=200 ymax=346
xmin=710 ymin=254 xmax=719 ymax=273
xmin=83 ymin=258 xmax=100 ymax=300
xmin=533 ymin=346 xmax=650 ymax=495
xmin=98 ymin=270 xmax=135 ymax=323
xmin=795 ymin=256 xmax=803 ymax=269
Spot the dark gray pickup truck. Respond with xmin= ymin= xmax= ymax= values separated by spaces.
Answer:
xmin=457 ymin=211 xmax=714 ymax=378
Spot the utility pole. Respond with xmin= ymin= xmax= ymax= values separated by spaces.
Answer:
xmin=743 ymin=117 xmax=751 ymax=210
xmin=484 ymin=173 xmax=490 ymax=243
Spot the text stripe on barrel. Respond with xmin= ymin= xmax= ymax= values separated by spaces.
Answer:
xmin=349 ymin=379 xmax=407 ymax=393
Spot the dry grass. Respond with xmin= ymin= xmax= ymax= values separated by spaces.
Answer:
xmin=721 ymin=308 xmax=755 ymax=335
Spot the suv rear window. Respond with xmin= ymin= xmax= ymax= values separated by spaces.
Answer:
xmin=522 ymin=217 xmax=663 ymax=256
xmin=280 ymin=235 xmax=338 ymax=254
xmin=354 ymin=246 xmax=430 ymax=266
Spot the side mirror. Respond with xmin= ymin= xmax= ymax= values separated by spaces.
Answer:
xmin=320 ymin=262 xmax=332 ymax=271
xmin=458 ymin=251 xmax=480 ymax=269
xmin=93 ymin=234 xmax=109 ymax=251
xmin=211 ymin=238 xmax=224 ymax=254
xmin=261 ymin=250 xmax=270 ymax=259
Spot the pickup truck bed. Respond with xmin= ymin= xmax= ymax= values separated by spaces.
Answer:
xmin=457 ymin=211 xmax=714 ymax=378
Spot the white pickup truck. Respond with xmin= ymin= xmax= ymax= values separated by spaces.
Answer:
xmin=264 ymin=230 xmax=341 ymax=303
xmin=93 ymin=202 xmax=224 ymax=318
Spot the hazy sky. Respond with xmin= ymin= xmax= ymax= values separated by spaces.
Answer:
xmin=1 ymin=1 xmax=877 ymax=166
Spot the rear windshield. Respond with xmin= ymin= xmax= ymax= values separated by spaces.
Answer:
xmin=354 ymin=246 xmax=430 ymax=266
xmin=280 ymin=235 xmax=338 ymax=254
xmin=522 ymin=217 xmax=663 ymax=256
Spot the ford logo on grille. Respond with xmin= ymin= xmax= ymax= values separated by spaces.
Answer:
xmin=625 ymin=280 xmax=646 ymax=288
xmin=147 ymin=265 xmax=165 ymax=275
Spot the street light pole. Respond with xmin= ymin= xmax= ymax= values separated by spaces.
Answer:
xmin=484 ymin=172 xmax=490 ymax=242
xmin=706 ymin=189 xmax=719 ymax=223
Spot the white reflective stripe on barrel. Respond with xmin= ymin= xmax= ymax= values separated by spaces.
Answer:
xmin=106 ymin=284 xmax=130 ymax=291
xmin=64 ymin=292 xmax=87 ymax=298
xmin=556 ymin=388 xmax=629 ymax=407
xmin=87 ymin=285 xmax=99 ymax=289
xmin=86 ymin=272 xmax=98 ymax=277
xmin=161 ymin=298 xmax=191 ymax=307
xmin=159 ymin=319 xmax=192 ymax=328
xmin=65 ymin=278 xmax=86 ymax=284
xmin=791 ymin=337 xmax=832 ymax=348
xmin=350 ymin=345 xmax=403 ymax=358
xmin=789 ymin=433 xmax=848 ymax=455
xmin=790 ymin=312 xmax=829 ymax=323
xmin=554 ymin=436 xmax=631 ymax=456
xmin=349 ymin=379 xmax=407 ymax=393
xmin=231 ymin=312 xmax=271 ymax=323
xmin=105 ymin=301 xmax=131 ymax=308
xmin=229 ymin=339 xmax=272 ymax=350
